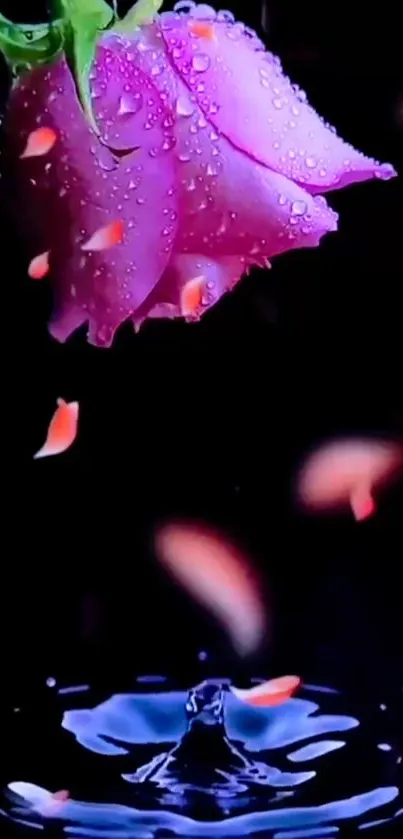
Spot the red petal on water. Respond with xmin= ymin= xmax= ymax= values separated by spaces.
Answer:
xmin=81 ymin=219 xmax=124 ymax=252
xmin=231 ymin=675 xmax=301 ymax=707
xmin=34 ymin=398 xmax=79 ymax=459
xmin=28 ymin=251 xmax=50 ymax=280
xmin=20 ymin=127 xmax=57 ymax=159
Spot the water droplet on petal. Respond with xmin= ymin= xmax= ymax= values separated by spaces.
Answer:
xmin=192 ymin=54 xmax=211 ymax=72
xmin=375 ymin=162 xmax=396 ymax=180
xmin=117 ymin=92 xmax=143 ymax=116
xmin=189 ymin=3 xmax=216 ymax=19
xmin=174 ymin=0 xmax=196 ymax=11
xmin=291 ymin=200 xmax=308 ymax=216
xmin=97 ymin=146 xmax=118 ymax=171
xmin=272 ymin=97 xmax=283 ymax=109
xmin=305 ymin=156 xmax=317 ymax=169
xmin=217 ymin=9 xmax=235 ymax=22
xmin=278 ymin=194 xmax=287 ymax=205
xmin=226 ymin=22 xmax=244 ymax=40
xmin=176 ymin=96 xmax=196 ymax=117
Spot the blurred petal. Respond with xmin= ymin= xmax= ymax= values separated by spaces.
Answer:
xmin=297 ymin=438 xmax=403 ymax=513
xmin=350 ymin=484 xmax=376 ymax=522
xmin=159 ymin=14 xmax=396 ymax=192
xmin=155 ymin=521 xmax=267 ymax=657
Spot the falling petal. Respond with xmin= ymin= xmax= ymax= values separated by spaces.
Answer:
xmin=350 ymin=484 xmax=376 ymax=522
xmin=180 ymin=275 xmax=206 ymax=318
xmin=155 ymin=521 xmax=267 ymax=656
xmin=81 ymin=219 xmax=124 ymax=252
xmin=297 ymin=438 xmax=403 ymax=515
xmin=28 ymin=250 xmax=50 ymax=280
xmin=230 ymin=675 xmax=301 ymax=706
xmin=20 ymin=127 xmax=57 ymax=159
xmin=188 ymin=21 xmax=216 ymax=39
xmin=34 ymin=398 xmax=79 ymax=459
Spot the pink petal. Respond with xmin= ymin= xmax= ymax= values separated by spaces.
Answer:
xmin=5 ymin=40 xmax=178 ymax=347
xmin=171 ymin=93 xmax=338 ymax=259
xmin=81 ymin=219 xmax=124 ymax=252
xmin=350 ymin=484 xmax=376 ymax=522
xmin=132 ymin=254 xmax=246 ymax=328
xmin=34 ymin=398 xmax=79 ymax=459
xmin=155 ymin=521 xmax=267 ymax=656
xmin=297 ymin=438 xmax=403 ymax=512
xmin=159 ymin=14 xmax=396 ymax=192
xmin=231 ymin=675 xmax=301 ymax=707
xmin=28 ymin=251 xmax=50 ymax=280
xmin=20 ymin=127 xmax=57 ymax=159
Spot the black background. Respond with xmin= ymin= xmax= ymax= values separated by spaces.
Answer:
xmin=0 ymin=0 xmax=402 ymax=716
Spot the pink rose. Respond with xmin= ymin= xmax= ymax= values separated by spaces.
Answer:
xmin=1 ymin=0 xmax=396 ymax=346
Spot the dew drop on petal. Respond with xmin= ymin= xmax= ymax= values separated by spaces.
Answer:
xmin=176 ymin=96 xmax=196 ymax=117
xmin=291 ymin=200 xmax=308 ymax=216
xmin=191 ymin=54 xmax=211 ymax=72
xmin=117 ymin=92 xmax=143 ymax=116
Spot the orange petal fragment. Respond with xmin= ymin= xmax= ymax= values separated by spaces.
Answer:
xmin=188 ymin=21 xmax=216 ymax=39
xmin=28 ymin=251 xmax=50 ymax=280
xmin=180 ymin=275 xmax=206 ymax=318
xmin=350 ymin=484 xmax=376 ymax=522
xmin=81 ymin=219 xmax=124 ymax=252
xmin=230 ymin=675 xmax=301 ymax=707
xmin=20 ymin=127 xmax=57 ymax=159
xmin=34 ymin=398 xmax=79 ymax=460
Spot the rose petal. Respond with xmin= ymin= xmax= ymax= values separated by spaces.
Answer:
xmin=171 ymin=95 xmax=338 ymax=258
xmin=159 ymin=15 xmax=396 ymax=192
xmin=28 ymin=251 xmax=50 ymax=280
xmin=5 ymin=43 xmax=178 ymax=347
xmin=20 ymin=127 xmax=57 ymax=159
xmin=34 ymin=398 xmax=79 ymax=459
xmin=297 ymin=438 xmax=403 ymax=511
xmin=231 ymin=675 xmax=301 ymax=706
xmin=350 ymin=484 xmax=376 ymax=522
xmin=132 ymin=253 xmax=246 ymax=327
xmin=81 ymin=219 xmax=124 ymax=252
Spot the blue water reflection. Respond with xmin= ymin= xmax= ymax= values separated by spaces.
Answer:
xmin=3 ymin=679 xmax=402 ymax=837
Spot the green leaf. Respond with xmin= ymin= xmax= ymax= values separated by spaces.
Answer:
xmin=49 ymin=0 xmax=114 ymax=135
xmin=0 ymin=13 xmax=63 ymax=74
xmin=112 ymin=0 xmax=163 ymax=33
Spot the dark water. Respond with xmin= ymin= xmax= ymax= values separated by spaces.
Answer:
xmin=1 ymin=676 xmax=402 ymax=837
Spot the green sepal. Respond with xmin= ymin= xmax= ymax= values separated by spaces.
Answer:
xmin=0 ymin=13 xmax=64 ymax=75
xmin=112 ymin=0 xmax=163 ymax=33
xmin=50 ymin=0 xmax=115 ymax=136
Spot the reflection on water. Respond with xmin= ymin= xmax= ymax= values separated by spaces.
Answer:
xmin=2 ymin=678 xmax=402 ymax=837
